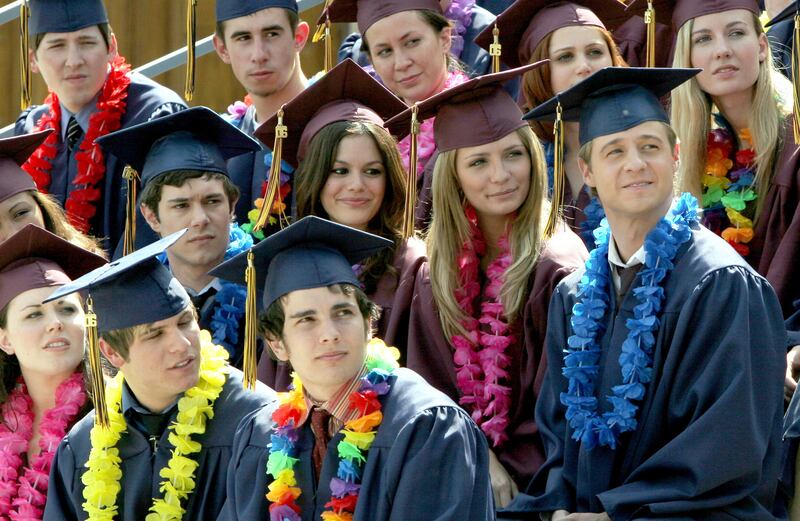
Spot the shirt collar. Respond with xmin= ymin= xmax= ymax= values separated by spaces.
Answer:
xmin=607 ymin=232 xmax=646 ymax=270
xmin=299 ymin=363 xmax=370 ymax=435
xmin=59 ymin=93 xmax=100 ymax=141
xmin=121 ymin=380 xmax=179 ymax=416
xmin=183 ymin=277 xmax=223 ymax=298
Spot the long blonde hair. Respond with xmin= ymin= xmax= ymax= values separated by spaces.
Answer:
xmin=670 ymin=13 xmax=792 ymax=219
xmin=426 ymin=126 xmax=550 ymax=340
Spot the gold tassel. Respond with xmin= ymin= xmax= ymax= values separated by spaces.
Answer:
xmin=185 ymin=0 xmax=197 ymax=101
xmin=19 ymin=0 xmax=31 ymax=110
xmin=85 ymin=297 xmax=109 ymax=428
xmin=242 ymin=251 xmax=257 ymax=390
xmin=793 ymin=13 xmax=800 ymax=143
xmin=544 ymin=103 xmax=564 ymax=238
xmin=122 ymin=166 xmax=138 ymax=256
xmin=403 ymin=105 xmax=420 ymax=239
xmin=489 ymin=24 xmax=501 ymax=74
xmin=253 ymin=107 xmax=288 ymax=232
xmin=312 ymin=1 xmax=333 ymax=73
xmin=644 ymin=0 xmax=656 ymax=68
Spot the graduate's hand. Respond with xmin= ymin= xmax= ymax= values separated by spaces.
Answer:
xmin=549 ymin=510 xmax=571 ymax=521
xmin=488 ymin=448 xmax=518 ymax=508
xmin=562 ymin=513 xmax=612 ymax=520
xmin=785 ymin=345 xmax=800 ymax=401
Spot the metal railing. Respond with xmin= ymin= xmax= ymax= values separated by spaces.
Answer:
xmin=0 ymin=0 xmax=326 ymax=136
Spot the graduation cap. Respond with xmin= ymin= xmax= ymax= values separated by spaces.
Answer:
xmin=765 ymin=1 xmax=800 ymax=143
xmin=473 ymin=0 xmax=629 ymax=72
xmin=0 ymin=224 xmax=107 ymax=314
xmin=384 ymin=62 xmax=549 ymax=235
xmin=525 ymin=66 xmax=700 ymax=144
xmin=96 ymin=106 xmax=260 ymax=255
xmin=253 ymin=59 xmax=406 ymax=234
xmin=323 ymin=0 xmax=442 ymax=35
xmin=216 ymin=0 xmax=298 ymax=22
xmin=624 ymin=0 xmax=760 ymax=66
xmin=211 ymin=215 xmax=392 ymax=385
xmin=45 ymin=229 xmax=189 ymax=427
xmin=0 ymin=130 xmax=51 ymax=204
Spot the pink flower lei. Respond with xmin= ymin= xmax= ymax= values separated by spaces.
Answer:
xmin=451 ymin=205 xmax=515 ymax=447
xmin=397 ymin=70 xmax=469 ymax=177
xmin=0 ymin=372 xmax=86 ymax=521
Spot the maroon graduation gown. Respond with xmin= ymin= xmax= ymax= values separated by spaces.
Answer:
xmin=406 ymin=224 xmax=588 ymax=489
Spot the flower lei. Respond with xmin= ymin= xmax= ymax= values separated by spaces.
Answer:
xmin=0 ymin=372 xmax=86 ymax=521
xmin=226 ymin=96 xmax=296 ymax=241
xmin=81 ymin=333 xmax=229 ymax=521
xmin=701 ymin=128 xmax=757 ymax=256
xmin=397 ymin=71 xmax=469 ymax=178
xmin=266 ymin=339 xmax=400 ymax=521
xmin=22 ymin=56 xmax=132 ymax=234
xmin=561 ymin=193 xmax=698 ymax=450
xmin=445 ymin=0 xmax=475 ymax=59
xmin=450 ymin=205 xmax=514 ymax=447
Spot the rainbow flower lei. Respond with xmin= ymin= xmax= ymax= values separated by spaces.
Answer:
xmin=701 ymin=128 xmax=757 ymax=256
xmin=561 ymin=193 xmax=697 ymax=449
xmin=81 ymin=332 xmax=229 ymax=521
xmin=266 ymin=339 xmax=400 ymax=521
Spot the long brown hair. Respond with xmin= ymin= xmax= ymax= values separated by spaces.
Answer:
xmin=294 ymin=120 xmax=407 ymax=295
xmin=523 ymin=27 xmax=626 ymax=140
xmin=33 ymin=191 xmax=107 ymax=258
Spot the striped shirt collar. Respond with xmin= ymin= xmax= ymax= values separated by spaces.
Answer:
xmin=300 ymin=363 xmax=370 ymax=436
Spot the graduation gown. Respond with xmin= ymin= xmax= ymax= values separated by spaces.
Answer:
xmin=406 ymin=224 xmax=587 ymax=489
xmin=258 ymin=237 xmax=427 ymax=391
xmin=15 ymin=72 xmax=186 ymax=253
xmin=222 ymin=368 xmax=494 ymax=520
xmin=503 ymin=226 xmax=787 ymax=520
xmin=43 ymin=369 xmax=276 ymax=521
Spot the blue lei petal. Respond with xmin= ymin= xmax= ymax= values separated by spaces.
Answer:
xmin=560 ymin=193 xmax=698 ymax=450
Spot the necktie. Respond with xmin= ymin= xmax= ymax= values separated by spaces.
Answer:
xmin=66 ymin=117 xmax=83 ymax=152
xmin=617 ymin=264 xmax=643 ymax=302
xmin=190 ymin=287 xmax=218 ymax=315
xmin=310 ymin=407 xmax=332 ymax=482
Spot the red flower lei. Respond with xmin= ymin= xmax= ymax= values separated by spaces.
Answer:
xmin=451 ymin=205 xmax=514 ymax=447
xmin=0 ymin=372 xmax=86 ymax=521
xmin=22 ymin=56 xmax=132 ymax=234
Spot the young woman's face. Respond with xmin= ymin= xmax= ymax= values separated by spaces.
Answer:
xmin=366 ymin=10 xmax=452 ymax=104
xmin=548 ymin=25 xmax=614 ymax=94
xmin=0 ymin=288 xmax=85 ymax=380
xmin=455 ymin=131 xmax=531 ymax=221
xmin=320 ymin=134 xmax=387 ymax=231
xmin=0 ymin=192 xmax=45 ymax=244
xmin=689 ymin=9 xmax=767 ymax=100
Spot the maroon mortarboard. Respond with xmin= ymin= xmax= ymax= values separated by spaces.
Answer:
xmin=0 ymin=130 xmax=51 ymax=204
xmin=385 ymin=61 xmax=546 ymax=151
xmin=252 ymin=59 xmax=406 ymax=233
xmin=323 ymin=0 xmax=443 ymax=35
xmin=612 ymin=14 xmax=675 ymax=68
xmin=0 ymin=224 xmax=107 ymax=312
xmin=474 ymin=0 xmax=629 ymax=70
xmin=625 ymin=0 xmax=759 ymax=32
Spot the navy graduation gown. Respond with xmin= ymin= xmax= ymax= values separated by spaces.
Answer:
xmin=222 ymin=368 xmax=494 ymax=520
xmin=43 ymin=369 xmax=276 ymax=521
xmin=502 ymin=226 xmax=787 ymax=520
xmin=15 ymin=72 xmax=186 ymax=253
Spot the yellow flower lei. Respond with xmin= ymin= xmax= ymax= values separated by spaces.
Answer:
xmin=81 ymin=330 xmax=229 ymax=521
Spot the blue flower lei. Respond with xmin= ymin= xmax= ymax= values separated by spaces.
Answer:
xmin=158 ymin=223 xmax=252 ymax=360
xmin=561 ymin=193 xmax=698 ymax=450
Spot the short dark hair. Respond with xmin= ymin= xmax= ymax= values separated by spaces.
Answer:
xmin=258 ymin=284 xmax=379 ymax=357
xmin=139 ymin=170 xmax=240 ymax=220
xmin=32 ymin=23 xmax=112 ymax=51
xmin=215 ymin=9 xmax=300 ymax=42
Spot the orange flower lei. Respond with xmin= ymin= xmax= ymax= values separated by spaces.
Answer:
xmin=22 ymin=55 xmax=132 ymax=234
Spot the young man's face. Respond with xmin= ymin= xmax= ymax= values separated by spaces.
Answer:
xmin=141 ymin=175 xmax=236 ymax=275
xmin=101 ymin=306 xmax=201 ymax=412
xmin=268 ymin=286 xmax=369 ymax=402
xmin=579 ymin=120 xmax=678 ymax=226
xmin=30 ymin=26 xmax=116 ymax=114
xmin=213 ymin=8 xmax=308 ymax=100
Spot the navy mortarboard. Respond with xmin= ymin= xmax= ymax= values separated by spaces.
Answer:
xmin=524 ymin=66 xmax=701 ymax=144
xmin=473 ymin=0 xmax=629 ymax=71
xmin=216 ymin=0 xmax=298 ymax=21
xmin=0 ymin=130 xmax=51 ymax=204
xmin=253 ymin=59 xmax=406 ymax=232
xmin=96 ymin=106 xmax=260 ymax=254
xmin=211 ymin=216 xmax=392 ymax=381
xmin=45 ymin=230 xmax=188 ymax=426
